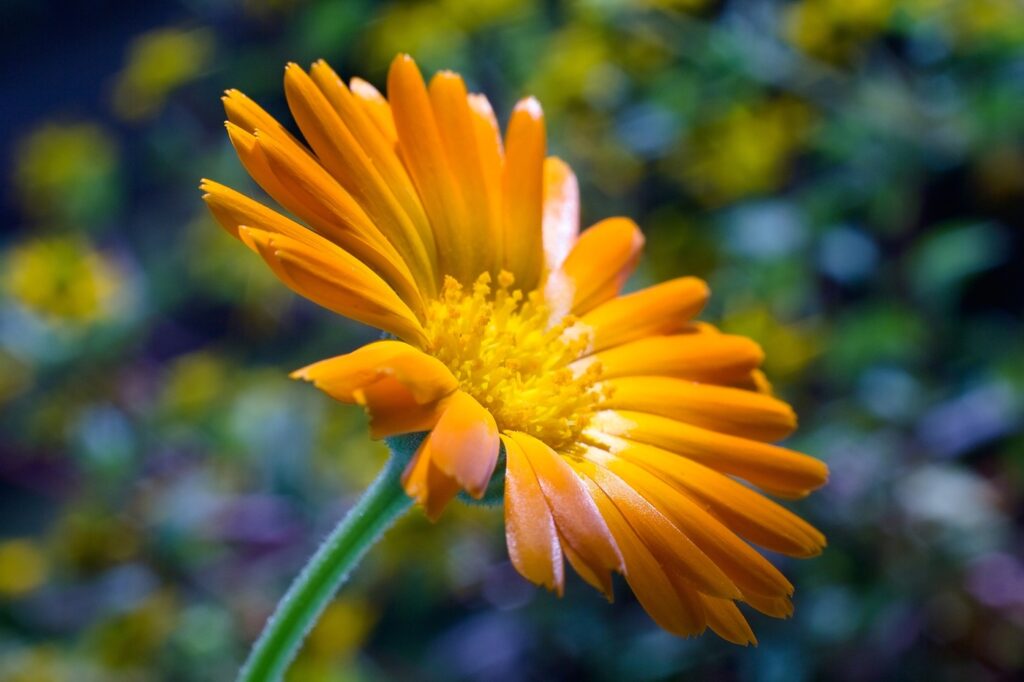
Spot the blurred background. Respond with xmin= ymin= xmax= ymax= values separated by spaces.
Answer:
xmin=1 ymin=0 xmax=1023 ymax=680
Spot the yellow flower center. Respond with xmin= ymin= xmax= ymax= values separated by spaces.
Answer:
xmin=423 ymin=272 xmax=605 ymax=452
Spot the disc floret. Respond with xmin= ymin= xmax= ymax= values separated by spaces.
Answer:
xmin=424 ymin=272 xmax=605 ymax=451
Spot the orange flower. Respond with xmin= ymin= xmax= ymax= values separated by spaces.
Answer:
xmin=201 ymin=54 xmax=828 ymax=644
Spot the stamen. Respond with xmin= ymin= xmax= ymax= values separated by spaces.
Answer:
xmin=423 ymin=271 xmax=606 ymax=451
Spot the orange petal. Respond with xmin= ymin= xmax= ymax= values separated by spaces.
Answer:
xmin=505 ymin=432 xmax=622 ymax=595
xmin=613 ymin=439 xmax=826 ymax=557
xmin=427 ymin=391 xmax=499 ymax=499
xmin=502 ymin=434 xmax=564 ymax=595
xmin=310 ymin=62 xmax=437 ymax=284
xmin=388 ymin=54 xmax=472 ymax=283
xmin=200 ymin=179 xmax=319 ymax=247
xmin=501 ymin=97 xmax=546 ymax=292
xmin=252 ymin=130 xmax=424 ymax=313
xmin=542 ymin=157 xmax=580 ymax=271
xmin=557 ymin=528 xmax=610 ymax=599
xmin=577 ymin=468 xmax=707 ymax=637
xmin=561 ymin=218 xmax=644 ymax=315
xmin=430 ymin=71 xmax=494 ymax=279
xmin=355 ymin=379 xmax=447 ymax=439
xmin=240 ymin=228 xmax=427 ymax=346
xmin=284 ymin=63 xmax=435 ymax=290
xmin=744 ymin=592 xmax=794 ymax=619
xmin=290 ymin=340 xmax=455 ymax=439
xmin=601 ymin=376 xmax=797 ymax=442
xmin=225 ymin=122 xmax=318 ymax=226
xmin=223 ymin=88 xmax=310 ymax=154
xmin=699 ymin=595 xmax=757 ymax=646
xmin=290 ymin=340 xmax=457 ymax=404
xmin=580 ymin=456 xmax=741 ymax=600
xmin=349 ymin=77 xmax=398 ymax=143
xmin=402 ymin=433 xmax=461 ymax=521
xmin=468 ymin=93 xmax=504 ymax=268
xmin=592 ymin=410 xmax=828 ymax=496
xmin=581 ymin=277 xmax=709 ymax=352
xmin=577 ymin=333 xmax=764 ymax=385
xmin=591 ymin=448 xmax=794 ymax=599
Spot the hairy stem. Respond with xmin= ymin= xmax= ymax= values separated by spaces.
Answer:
xmin=238 ymin=455 xmax=412 ymax=682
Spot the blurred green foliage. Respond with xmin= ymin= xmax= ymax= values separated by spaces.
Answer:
xmin=1 ymin=1 xmax=1023 ymax=680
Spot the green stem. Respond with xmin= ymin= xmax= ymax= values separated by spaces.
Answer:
xmin=238 ymin=456 xmax=413 ymax=682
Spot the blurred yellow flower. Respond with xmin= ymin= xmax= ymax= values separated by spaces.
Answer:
xmin=528 ymin=25 xmax=613 ymax=113
xmin=13 ymin=122 xmax=118 ymax=224
xmin=902 ymin=0 xmax=1024 ymax=47
xmin=785 ymin=0 xmax=895 ymax=62
xmin=160 ymin=351 xmax=232 ymax=419
xmin=365 ymin=0 xmax=528 ymax=65
xmin=298 ymin=599 xmax=376 ymax=666
xmin=3 ymin=237 xmax=122 ymax=325
xmin=92 ymin=592 xmax=178 ymax=669
xmin=0 ymin=646 xmax=68 ymax=682
xmin=0 ymin=539 xmax=49 ymax=597
xmin=112 ymin=27 xmax=214 ymax=121
xmin=0 ymin=350 xmax=33 ymax=406
xmin=680 ymin=98 xmax=815 ymax=205
xmin=52 ymin=510 xmax=140 ymax=573
xmin=721 ymin=307 xmax=822 ymax=381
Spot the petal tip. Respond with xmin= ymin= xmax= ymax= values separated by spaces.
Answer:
xmin=515 ymin=96 xmax=544 ymax=119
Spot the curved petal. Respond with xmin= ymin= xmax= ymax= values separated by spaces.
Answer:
xmin=590 ymin=448 xmax=795 ymax=599
xmin=402 ymin=432 xmax=461 ymax=521
xmin=579 ymin=455 xmax=741 ymax=600
xmin=290 ymin=340 xmax=457 ymax=404
xmin=613 ymin=439 xmax=826 ymax=557
xmin=468 ymin=93 xmax=504 ymax=268
xmin=313 ymin=63 xmax=434 ymax=269
xmin=699 ymin=595 xmax=757 ymax=646
xmin=542 ymin=157 xmax=580 ymax=271
xmin=557 ymin=528 xmax=608 ymax=598
xmin=240 ymin=228 xmax=428 ymax=346
xmin=252 ymin=130 xmax=424 ymax=313
xmin=284 ymin=63 xmax=436 ymax=290
xmin=501 ymin=98 xmax=546 ymax=292
xmin=224 ymin=122 xmax=316 ymax=225
xmin=354 ymin=379 xmax=447 ymax=439
xmin=575 ymin=465 xmax=707 ymax=637
xmin=223 ymin=88 xmax=311 ymax=157
xmin=581 ymin=277 xmax=709 ymax=352
xmin=744 ymin=592 xmax=794 ymax=619
xmin=577 ymin=333 xmax=764 ymax=385
xmin=388 ymin=54 xmax=472 ymax=283
xmin=291 ymin=341 xmax=456 ymax=438
xmin=430 ymin=71 xmax=493 ymax=279
xmin=591 ymin=410 xmax=828 ymax=497
xmin=502 ymin=434 xmax=564 ymax=595
xmin=224 ymin=122 xmax=422 ymax=314
xmin=601 ymin=376 xmax=797 ymax=443
xmin=505 ymin=431 xmax=622 ymax=596
xmin=427 ymin=391 xmax=500 ymax=499
xmin=349 ymin=76 xmax=398 ymax=142
xmin=561 ymin=217 xmax=644 ymax=315
xmin=201 ymin=179 xmax=319 ymax=246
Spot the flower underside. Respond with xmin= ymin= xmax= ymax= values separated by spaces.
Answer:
xmin=423 ymin=271 xmax=605 ymax=452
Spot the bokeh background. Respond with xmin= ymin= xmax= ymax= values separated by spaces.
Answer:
xmin=2 ymin=0 xmax=1023 ymax=680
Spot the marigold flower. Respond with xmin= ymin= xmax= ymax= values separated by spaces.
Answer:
xmin=201 ymin=54 xmax=828 ymax=644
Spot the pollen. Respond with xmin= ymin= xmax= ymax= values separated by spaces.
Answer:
xmin=423 ymin=272 xmax=606 ymax=451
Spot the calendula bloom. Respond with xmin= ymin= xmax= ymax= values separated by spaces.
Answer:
xmin=201 ymin=54 xmax=828 ymax=644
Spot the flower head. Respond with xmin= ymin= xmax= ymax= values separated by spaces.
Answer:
xmin=201 ymin=54 xmax=828 ymax=644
